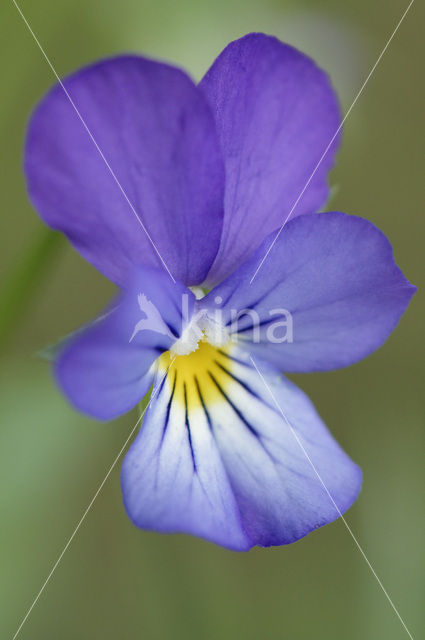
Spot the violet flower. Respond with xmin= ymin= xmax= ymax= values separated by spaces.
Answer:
xmin=24 ymin=34 xmax=415 ymax=550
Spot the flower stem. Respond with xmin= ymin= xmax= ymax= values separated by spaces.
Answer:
xmin=0 ymin=227 xmax=64 ymax=351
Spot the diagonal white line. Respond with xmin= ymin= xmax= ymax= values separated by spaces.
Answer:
xmin=10 ymin=359 xmax=175 ymax=640
xmin=249 ymin=0 xmax=415 ymax=284
xmin=12 ymin=0 xmax=176 ymax=283
xmin=249 ymin=355 xmax=414 ymax=640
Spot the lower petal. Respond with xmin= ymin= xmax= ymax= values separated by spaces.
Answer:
xmin=121 ymin=355 xmax=250 ymax=550
xmin=121 ymin=344 xmax=361 ymax=549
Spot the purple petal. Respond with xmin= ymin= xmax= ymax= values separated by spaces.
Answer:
xmin=200 ymin=33 xmax=342 ymax=284
xmin=25 ymin=56 xmax=224 ymax=286
xmin=201 ymin=212 xmax=415 ymax=372
xmin=56 ymin=266 xmax=195 ymax=420
xmin=121 ymin=346 xmax=360 ymax=549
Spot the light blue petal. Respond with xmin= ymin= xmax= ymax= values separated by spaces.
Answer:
xmin=121 ymin=346 xmax=361 ymax=549
xmin=201 ymin=212 xmax=415 ymax=373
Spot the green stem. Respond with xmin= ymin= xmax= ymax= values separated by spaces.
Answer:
xmin=0 ymin=227 xmax=64 ymax=351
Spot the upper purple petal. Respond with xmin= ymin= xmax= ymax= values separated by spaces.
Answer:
xmin=201 ymin=212 xmax=416 ymax=373
xmin=56 ymin=265 xmax=195 ymax=420
xmin=200 ymin=33 xmax=342 ymax=284
xmin=25 ymin=56 xmax=225 ymax=286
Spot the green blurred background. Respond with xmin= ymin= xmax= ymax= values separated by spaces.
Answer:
xmin=1 ymin=0 xmax=423 ymax=638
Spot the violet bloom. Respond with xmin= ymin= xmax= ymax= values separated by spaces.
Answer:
xmin=25 ymin=34 xmax=414 ymax=550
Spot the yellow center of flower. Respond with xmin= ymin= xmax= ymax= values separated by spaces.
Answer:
xmin=158 ymin=339 xmax=235 ymax=411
